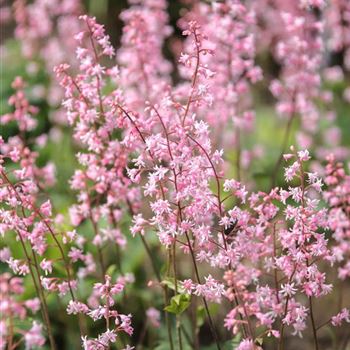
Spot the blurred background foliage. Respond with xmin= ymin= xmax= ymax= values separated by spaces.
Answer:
xmin=0 ymin=0 xmax=350 ymax=349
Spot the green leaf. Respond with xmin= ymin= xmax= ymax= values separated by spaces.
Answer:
xmin=164 ymin=293 xmax=191 ymax=315
xmin=161 ymin=277 xmax=185 ymax=293
xmin=161 ymin=277 xmax=176 ymax=290
xmin=106 ymin=264 xmax=117 ymax=277
xmin=232 ymin=333 xmax=242 ymax=349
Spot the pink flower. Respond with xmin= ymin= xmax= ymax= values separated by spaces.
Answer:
xmin=40 ymin=259 xmax=53 ymax=275
xmin=24 ymin=322 xmax=45 ymax=349
xmin=280 ymin=283 xmax=297 ymax=297
xmin=67 ymin=300 xmax=89 ymax=315
xmin=237 ymin=339 xmax=261 ymax=350
xmin=25 ymin=298 xmax=41 ymax=313
xmin=297 ymin=150 xmax=311 ymax=162
xmin=146 ymin=307 xmax=160 ymax=328
xmin=331 ymin=308 xmax=350 ymax=326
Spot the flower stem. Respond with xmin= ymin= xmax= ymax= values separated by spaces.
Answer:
xmin=309 ymin=297 xmax=319 ymax=350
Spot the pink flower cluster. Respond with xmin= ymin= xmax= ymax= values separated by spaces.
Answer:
xmin=0 ymin=273 xmax=43 ymax=350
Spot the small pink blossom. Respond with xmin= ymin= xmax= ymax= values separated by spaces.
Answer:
xmin=24 ymin=322 xmax=45 ymax=349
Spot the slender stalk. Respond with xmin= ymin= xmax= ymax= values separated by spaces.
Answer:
xmin=16 ymin=231 xmax=56 ymax=350
xmin=126 ymin=199 xmax=162 ymax=283
xmin=8 ymin=312 xmax=14 ymax=350
xmin=182 ymin=29 xmax=201 ymax=126
xmin=105 ymin=284 xmax=111 ymax=350
xmin=271 ymin=111 xmax=295 ymax=188
xmin=110 ymin=213 xmax=124 ymax=275
xmin=191 ymin=238 xmax=200 ymax=350
xmin=172 ymin=243 xmax=183 ymax=350
xmin=30 ymin=249 xmax=57 ymax=350
xmin=164 ymin=287 xmax=175 ymax=350
xmin=87 ymin=198 xmax=106 ymax=279
xmin=300 ymin=157 xmax=319 ymax=350
xmin=140 ymin=235 xmax=161 ymax=282
xmin=181 ymin=324 xmax=194 ymax=349
xmin=165 ymin=250 xmax=175 ymax=350
xmin=184 ymin=232 xmax=221 ymax=350
xmin=278 ymin=295 xmax=290 ymax=350
xmin=278 ymin=266 xmax=297 ymax=350
xmin=309 ymin=297 xmax=319 ymax=350
xmin=126 ymin=199 xmax=174 ymax=349
xmin=136 ymin=320 xmax=148 ymax=350
xmin=315 ymin=318 xmax=331 ymax=331
xmin=273 ymin=224 xmax=280 ymax=304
